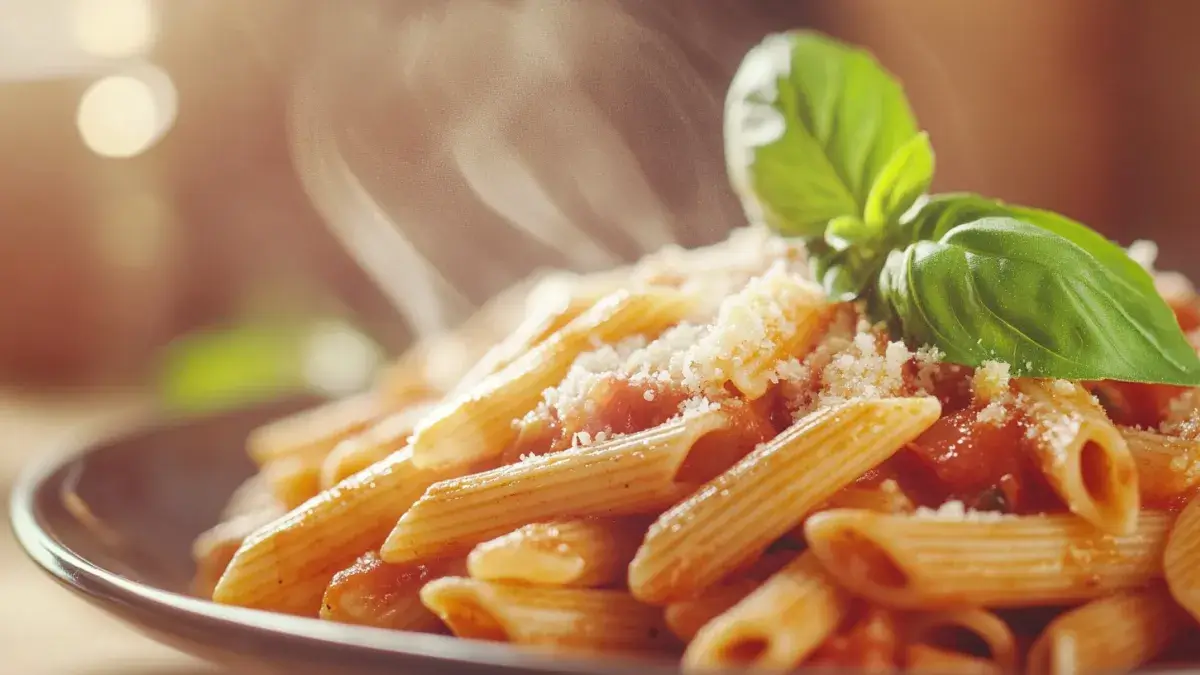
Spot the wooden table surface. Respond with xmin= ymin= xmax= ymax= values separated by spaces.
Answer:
xmin=0 ymin=392 xmax=228 ymax=675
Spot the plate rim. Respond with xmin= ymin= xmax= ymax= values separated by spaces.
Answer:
xmin=6 ymin=404 xmax=681 ymax=675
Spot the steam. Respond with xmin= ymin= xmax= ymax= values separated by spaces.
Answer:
xmin=289 ymin=0 xmax=757 ymax=338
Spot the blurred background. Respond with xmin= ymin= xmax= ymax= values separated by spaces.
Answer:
xmin=2 ymin=0 xmax=1199 ymax=672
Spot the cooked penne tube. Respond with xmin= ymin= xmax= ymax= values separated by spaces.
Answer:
xmin=629 ymin=396 xmax=941 ymax=605
xmin=1164 ymin=492 xmax=1200 ymax=622
xmin=319 ymin=552 xmax=466 ymax=632
xmin=380 ymin=410 xmax=727 ymax=564
xmin=212 ymin=447 xmax=484 ymax=615
xmin=805 ymin=509 xmax=1173 ymax=609
xmin=690 ymin=265 xmax=830 ymax=399
xmin=466 ymin=518 xmax=647 ymax=588
xmin=450 ymin=279 xmax=620 ymax=396
xmin=824 ymin=482 xmax=915 ymax=514
xmin=261 ymin=455 xmax=323 ymax=510
xmin=318 ymin=403 xmax=434 ymax=489
xmin=192 ymin=504 xmax=285 ymax=598
xmin=419 ymin=577 xmax=675 ymax=654
xmin=664 ymin=579 xmax=760 ymax=642
xmin=1026 ymin=583 xmax=1187 ymax=675
xmin=1122 ymin=426 xmax=1200 ymax=509
xmin=408 ymin=288 xmax=696 ymax=470
xmin=1016 ymin=379 xmax=1139 ymax=534
xmin=904 ymin=644 xmax=1002 ymax=675
xmin=906 ymin=609 xmax=1018 ymax=672
xmin=683 ymin=552 xmax=851 ymax=671
xmin=247 ymin=393 xmax=386 ymax=467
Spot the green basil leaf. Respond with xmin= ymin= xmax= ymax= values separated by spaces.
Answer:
xmin=864 ymin=132 xmax=934 ymax=229
xmin=877 ymin=216 xmax=1200 ymax=385
xmin=904 ymin=193 xmax=1157 ymax=295
xmin=724 ymin=31 xmax=920 ymax=237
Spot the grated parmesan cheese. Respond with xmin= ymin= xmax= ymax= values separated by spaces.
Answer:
xmin=679 ymin=396 xmax=721 ymax=419
xmin=817 ymin=332 xmax=910 ymax=406
xmin=1163 ymin=389 xmax=1200 ymax=440
xmin=914 ymin=500 xmax=1013 ymax=522
xmin=972 ymin=360 xmax=1011 ymax=403
xmin=1051 ymin=379 xmax=1075 ymax=396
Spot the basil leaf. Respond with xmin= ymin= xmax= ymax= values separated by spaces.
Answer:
xmin=864 ymin=132 xmax=935 ymax=229
xmin=724 ymin=31 xmax=920 ymax=237
xmin=878 ymin=216 xmax=1200 ymax=385
xmin=905 ymin=193 xmax=1157 ymax=294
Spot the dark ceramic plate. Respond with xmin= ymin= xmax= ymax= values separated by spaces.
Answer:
xmin=8 ymin=398 xmax=683 ymax=675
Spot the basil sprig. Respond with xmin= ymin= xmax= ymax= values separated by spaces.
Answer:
xmin=725 ymin=31 xmax=1200 ymax=385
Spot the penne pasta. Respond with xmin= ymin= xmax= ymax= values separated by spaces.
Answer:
xmin=1016 ymin=379 xmax=1139 ymax=534
xmin=419 ymin=577 xmax=676 ymax=654
xmin=320 ymin=552 xmax=466 ymax=632
xmin=408 ymin=288 xmax=696 ymax=470
xmin=1122 ymin=426 xmax=1200 ymax=510
xmin=380 ymin=409 xmax=728 ymax=564
xmin=212 ymin=447 xmax=486 ymax=615
xmin=449 ymin=278 xmax=622 ymax=397
xmin=246 ymin=393 xmax=386 ymax=467
xmin=824 ymin=482 xmax=916 ymax=514
xmin=192 ymin=504 xmax=285 ymax=598
xmin=629 ymin=396 xmax=941 ymax=605
xmin=318 ymin=403 xmax=434 ymax=490
xmin=906 ymin=609 xmax=1018 ymax=672
xmin=805 ymin=509 xmax=1173 ymax=609
xmin=466 ymin=518 xmax=647 ymax=588
xmin=1164 ymin=491 xmax=1200 ymax=622
xmin=904 ymin=644 xmax=1002 ymax=675
xmin=683 ymin=552 xmax=851 ymax=671
xmin=261 ymin=455 xmax=323 ymax=510
xmin=1026 ymin=583 xmax=1187 ymax=675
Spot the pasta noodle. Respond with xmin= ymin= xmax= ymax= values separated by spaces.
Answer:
xmin=682 ymin=552 xmax=850 ymax=671
xmin=318 ymin=403 xmax=434 ymax=489
xmin=419 ymin=577 xmax=676 ymax=654
xmin=212 ymin=447 xmax=489 ymax=615
xmin=1026 ymin=583 xmax=1187 ymax=675
xmin=904 ymin=645 xmax=1002 ymax=675
xmin=1163 ymin=490 xmax=1200 ymax=622
xmin=320 ymin=553 xmax=466 ymax=632
xmin=466 ymin=518 xmax=647 ymax=588
xmin=805 ymin=509 xmax=1173 ymax=609
xmin=1015 ymin=379 xmax=1139 ymax=534
xmin=261 ymin=455 xmax=322 ymax=510
xmin=246 ymin=393 xmax=386 ymax=467
xmin=906 ymin=609 xmax=1018 ymax=672
xmin=1122 ymin=426 xmax=1200 ymax=509
xmin=408 ymin=288 xmax=697 ymax=470
xmin=380 ymin=409 xmax=727 ymax=564
xmin=629 ymin=396 xmax=941 ymax=605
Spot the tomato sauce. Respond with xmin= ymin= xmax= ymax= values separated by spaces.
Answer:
xmin=903 ymin=408 xmax=1060 ymax=514
xmin=1087 ymin=380 xmax=1187 ymax=429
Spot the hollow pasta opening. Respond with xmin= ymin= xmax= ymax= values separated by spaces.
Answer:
xmin=1079 ymin=441 xmax=1113 ymax=506
xmin=717 ymin=634 xmax=771 ymax=665
xmin=827 ymin=530 xmax=910 ymax=590
xmin=919 ymin=624 xmax=993 ymax=660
